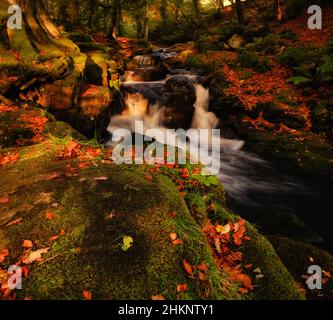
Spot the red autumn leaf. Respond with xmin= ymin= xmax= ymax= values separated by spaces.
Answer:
xmin=173 ymin=239 xmax=183 ymax=246
xmin=182 ymin=259 xmax=194 ymax=277
xmin=86 ymin=148 xmax=101 ymax=157
xmin=0 ymin=153 xmax=20 ymax=166
xmin=45 ymin=212 xmax=56 ymax=220
xmin=197 ymin=261 xmax=209 ymax=273
xmin=145 ymin=174 xmax=153 ymax=181
xmin=170 ymin=211 xmax=177 ymax=218
xmin=21 ymin=266 xmax=29 ymax=278
xmin=0 ymin=249 xmax=9 ymax=263
xmin=22 ymin=240 xmax=33 ymax=249
xmin=59 ymin=230 xmax=66 ymax=236
xmin=82 ymin=290 xmax=92 ymax=300
xmin=0 ymin=197 xmax=10 ymax=204
xmin=177 ymin=284 xmax=188 ymax=293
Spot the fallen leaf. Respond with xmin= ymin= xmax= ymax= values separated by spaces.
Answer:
xmin=94 ymin=176 xmax=109 ymax=181
xmin=0 ymin=197 xmax=10 ymax=204
xmin=45 ymin=212 xmax=56 ymax=220
xmin=86 ymin=148 xmax=101 ymax=157
xmin=21 ymin=266 xmax=29 ymax=278
xmin=182 ymin=259 xmax=194 ymax=277
xmin=151 ymin=295 xmax=166 ymax=300
xmin=49 ymin=235 xmax=59 ymax=241
xmin=82 ymin=290 xmax=92 ymax=300
xmin=197 ymin=262 xmax=208 ymax=273
xmin=177 ymin=283 xmax=188 ymax=293
xmin=0 ymin=249 xmax=9 ymax=263
xmin=173 ymin=239 xmax=183 ymax=246
xmin=22 ymin=240 xmax=33 ymax=249
xmin=169 ymin=233 xmax=177 ymax=241
xmin=6 ymin=218 xmax=23 ymax=227
xmin=23 ymin=248 xmax=49 ymax=264
xmin=198 ymin=271 xmax=206 ymax=281
xmin=215 ymin=223 xmax=231 ymax=235
xmin=121 ymin=235 xmax=133 ymax=252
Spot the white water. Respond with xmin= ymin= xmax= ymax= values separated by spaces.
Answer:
xmin=107 ymin=65 xmax=306 ymax=205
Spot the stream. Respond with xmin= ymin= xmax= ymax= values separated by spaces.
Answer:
xmin=106 ymin=49 xmax=333 ymax=252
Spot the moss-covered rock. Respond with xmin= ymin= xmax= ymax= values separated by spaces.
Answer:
xmin=268 ymin=236 xmax=333 ymax=300
xmin=0 ymin=140 xmax=241 ymax=300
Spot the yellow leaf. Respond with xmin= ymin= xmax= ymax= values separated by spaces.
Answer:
xmin=215 ymin=223 xmax=231 ymax=235
xmin=121 ymin=236 xmax=133 ymax=252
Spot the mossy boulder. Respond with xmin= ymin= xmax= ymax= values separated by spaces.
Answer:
xmin=269 ymin=236 xmax=333 ymax=300
xmin=0 ymin=141 xmax=240 ymax=300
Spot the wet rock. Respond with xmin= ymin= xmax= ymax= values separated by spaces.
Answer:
xmin=162 ymin=76 xmax=196 ymax=129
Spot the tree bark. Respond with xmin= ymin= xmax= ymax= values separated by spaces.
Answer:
xmin=235 ymin=0 xmax=245 ymax=25
xmin=143 ymin=0 xmax=149 ymax=41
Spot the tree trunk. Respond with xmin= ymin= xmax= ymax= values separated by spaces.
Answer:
xmin=88 ymin=0 xmax=97 ymax=30
xmin=192 ymin=0 xmax=202 ymax=25
xmin=143 ymin=0 xmax=149 ymax=41
xmin=160 ymin=0 xmax=167 ymax=29
xmin=235 ymin=0 xmax=245 ymax=25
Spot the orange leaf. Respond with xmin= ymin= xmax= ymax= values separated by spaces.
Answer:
xmin=182 ymin=259 xmax=194 ymax=277
xmin=59 ymin=230 xmax=66 ymax=236
xmin=49 ymin=235 xmax=59 ymax=241
xmin=173 ymin=239 xmax=183 ymax=246
xmin=177 ymin=283 xmax=188 ymax=293
xmin=0 ymin=197 xmax=10 ymax=204
xmin=82 ymin=290 xmax=92 ymax=300
xmin=151 ymin=295 xmax=166 ymax=300
xmin=45 ymin=212 xmax=56 ymax=220
xmin=197 ymin=261 xmax=208 ymax=273
xmin=0 ymin=249 xmax=9 ymax=263
xmin=6 ymin=218 xmax=23 ymax=227
xmin=23 ymin=240 xmax=33 ymax=249
xmin=169 ymin=233 xmax=177 ymax=241
xmin=198 ymin=271 xmax=206 ymax=282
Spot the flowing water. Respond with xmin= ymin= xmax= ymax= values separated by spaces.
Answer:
xmin=107 ymin=50 xmax=333 ymax=251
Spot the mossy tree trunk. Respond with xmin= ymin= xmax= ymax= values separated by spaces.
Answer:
xmin=0 ymin=0 xmax=80 ymax=97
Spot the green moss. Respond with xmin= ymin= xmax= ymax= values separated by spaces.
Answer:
xmin=0 ymin=144 xmax=240 ymax=300
xmin=241 ymin=227 xmax=304 ymax=300
xmin=269 ymin=236 xmax=333 ymax=300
